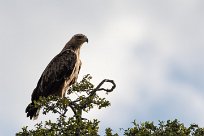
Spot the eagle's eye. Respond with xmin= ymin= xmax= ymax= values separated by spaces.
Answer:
xmin=76 ymin=35 xmax=83 ymax=39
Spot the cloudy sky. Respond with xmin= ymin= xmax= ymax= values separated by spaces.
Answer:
xmin=1 ymin=0 xmax=204 ymax=135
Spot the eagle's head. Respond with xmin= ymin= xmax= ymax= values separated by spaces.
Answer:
xmin=69 ymin=34 xmax=88 ymax=47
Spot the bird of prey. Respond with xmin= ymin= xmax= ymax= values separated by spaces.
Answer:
xmin=25 ymin=34 xmax=88 ymax=120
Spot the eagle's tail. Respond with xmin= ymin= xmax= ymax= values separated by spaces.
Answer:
xmin=25 ymin=102 xmax=40 ymax=120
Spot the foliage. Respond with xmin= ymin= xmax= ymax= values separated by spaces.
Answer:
xmin=17 ymin=74 xmax=204 ymax=136
xmin=16 ymin=74 xmax=116 ymax=136
xmin=123 ymin=119 xmax=204 ymax=136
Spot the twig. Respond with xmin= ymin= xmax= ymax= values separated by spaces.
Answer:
xmin=80 ymin=79 xmax=116 ymax=109
xmin=96 ymin=79 xmax=116 ymax=92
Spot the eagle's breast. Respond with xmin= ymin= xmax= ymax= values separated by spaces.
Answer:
xmin=61 ymin=49 xmax=81 ymax=97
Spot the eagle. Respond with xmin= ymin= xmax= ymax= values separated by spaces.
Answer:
xmin=26 ymin=34 xmax=88 ymax=120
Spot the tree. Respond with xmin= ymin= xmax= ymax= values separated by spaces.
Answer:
xmin=17 ymin=75 xmax=204 ymax=136
xmin=123 ymin=120 xmax=204 ymax=136
xmin=16 ymin=74 xmax=117 ymax=136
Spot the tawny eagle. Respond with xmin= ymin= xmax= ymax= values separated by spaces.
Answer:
xmin=26 ymin=34 xmax=88 ymax=120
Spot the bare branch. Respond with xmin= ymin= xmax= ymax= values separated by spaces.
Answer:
xmin=96 ymin=79 xmax=116 ymax=92
xmin=92 ymin=79 xmax=116 ymax=94
xmin=69 ymin=102 xmax=77 ymax=116
xmin=79 ymin=79 xmax=116 ymax=110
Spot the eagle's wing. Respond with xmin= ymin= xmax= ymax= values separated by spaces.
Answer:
xmin=31 ymin=49 xmax=77 ymax=101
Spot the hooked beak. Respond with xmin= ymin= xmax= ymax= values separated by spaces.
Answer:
xmin=85 ymin=37 xmax=88 ymax=43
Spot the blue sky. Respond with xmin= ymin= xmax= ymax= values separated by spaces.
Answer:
xmin=0 ymin=0 xmax=204 ymax=135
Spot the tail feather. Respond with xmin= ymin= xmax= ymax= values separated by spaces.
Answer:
xmin=25 ymin=102 xmax=40 ymax=120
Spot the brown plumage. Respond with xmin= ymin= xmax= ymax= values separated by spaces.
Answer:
xmin=26 ymin=34 xmax=88 ymax=120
